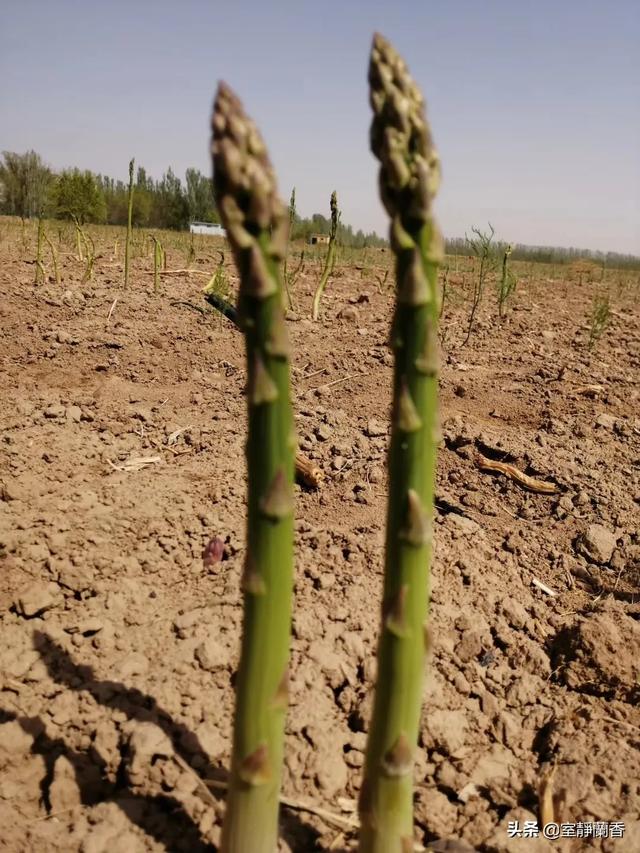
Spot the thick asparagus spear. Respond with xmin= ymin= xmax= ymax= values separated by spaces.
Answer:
xmin=212 ymin=82 xmax=295 ymax=853
xmin=359 ymin=34 xmax=443 ymax=853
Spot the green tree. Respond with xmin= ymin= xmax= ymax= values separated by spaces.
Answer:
xmin=53 ymin=169 xmax=107 ymax=223
xmin=185 ymin=167 xmax=218 ymax=222
xmin=132 ymin=166 xmax=153 ymax=225
xmin=0 ymin=150 xmax=53 ymax=218
xmin=152 ymin=168 xmax=189 ymax=230
xmin=132 ymin=188 xmax=152 ymax=226
xmin=136 ymin=165 xmax=152 ymax=191
xmin=98 ymin=175 xmax=126 ymax=224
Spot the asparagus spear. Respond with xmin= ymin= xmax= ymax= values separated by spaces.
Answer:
xmin=311 ymin=190 xmax=340 ymax=320
xmin=124 ymin=157 xmax=134 ymax=289
xmin=212 ymin=82 xmax=295 ymax=853
xmin=359 ymin=33 xmax=443 ymax=853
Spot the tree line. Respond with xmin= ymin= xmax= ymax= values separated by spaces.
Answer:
xmin=444 ymin=236 xmax=640 ymax=272
xmin=290 ymin=211 xmax=387 ymax=249
xmin=0 ymin=150 xmax=216 ymax=230
xmin=1 ymin=150 xmax=637 ymax=265
xmin=0 ymin=149 xmax=387 ymax=248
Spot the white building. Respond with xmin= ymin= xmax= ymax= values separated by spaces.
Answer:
xmin=189 ymin=221 xmax=226 ymax=237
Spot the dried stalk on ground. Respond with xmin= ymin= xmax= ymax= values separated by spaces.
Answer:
xmin=473 ymin=452 xmax=558 ymax=494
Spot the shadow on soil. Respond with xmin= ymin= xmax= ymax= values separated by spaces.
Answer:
xmin=0 ymin=632 xmax=323 ymax=852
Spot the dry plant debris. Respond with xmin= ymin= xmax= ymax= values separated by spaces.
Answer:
xmin=473 ymin=451 xmax=559 ymax=494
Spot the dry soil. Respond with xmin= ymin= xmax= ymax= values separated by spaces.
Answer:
xmin=0 ymin=239 xmax=639 ymax=852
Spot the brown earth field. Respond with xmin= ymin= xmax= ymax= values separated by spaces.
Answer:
xmin=0 ymin=228 xmax=639 ymax=853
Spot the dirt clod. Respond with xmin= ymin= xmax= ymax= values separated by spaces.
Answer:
xmin=13 ymin=581 xmax=64 ymax=618
xmin=575 ymin=523 xmax=618 ymax=565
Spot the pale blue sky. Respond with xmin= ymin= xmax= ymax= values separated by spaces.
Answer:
xmin=1 ymin=1 xmax=638 ymax=253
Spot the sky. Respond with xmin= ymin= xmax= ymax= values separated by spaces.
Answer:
xmin=1 ymin=0 xmax=639 ymax=254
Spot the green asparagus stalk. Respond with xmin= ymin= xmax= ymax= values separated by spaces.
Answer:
xmin=43 ymin=230 xmax=60 ymax=286
xmin=80 ymin=231 xmax=95 ymax=284
xmin=71 ymin=216 xmax=94 ymax=283
xmin=73 ymin=216 xmax=84 ymax=262
xmin=497 ymin=243 xmax=515 ymax=317
xmin=150 ymin=234 xmax=164 ymax=293
xmin=283 ymin=186 xmax=296 ymax=309
xmin=34 ymin=216 xmax=45 ymax=285
xmin=311 ymin=190 xmax=340 ymax=320
xmin=359 ymin=34 xmax=443 ymax=853
xmin=212 ymin=82 xmax=295 ymax=853
xmin=124 ymin=158 xmax=134 ymax=288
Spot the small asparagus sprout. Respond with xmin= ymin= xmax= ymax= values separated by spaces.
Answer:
xmin=359 ymin=34 xmax=443 ymax=853
xmin=34 ymin=216 xmax=46 ymax=285
xmin=186 ymin=230 xmax=196 ymax=267
xmin=283 ymin=186 xmax=297 ymax=308
xmin=203 ymin=250 xmax=231 ymax=327
xmin=150 ymin=235 xmax=165 ymax=293
xmin=43 ymin=230 xmax=60 ymax=286
xmin=497 ymin=243 xmax=516 ymax=317
xmin=462 ymin=222 xmax=495 ymax=344
xmin=74 ymin=218 xmax=84 ymax=261
xmin=588 ymin=289 xmax=611 ymax=350
xmin=311 ymin=190 xmax=340 ymax=320
xmin=124 ymin=158 xmax=135 ymax=288
xmin=207 ymin=250 xmax=229 ymax=296
xmin=72 ymin=217 xmax=95 ymax=283
xmin=212 ymin=82 xmax=296 ymax=853
xmin=285 ymin=248 xmax=305 ymax=307
xmin=80 ymin=231 xmax=96 ymax=284
xmin=375 ymin=268 xmax=390 ymax=294
xmin=439 ymin=265 xmax=449 ymax=320
xmin=42 ymin=231 xmax=60 ymax=285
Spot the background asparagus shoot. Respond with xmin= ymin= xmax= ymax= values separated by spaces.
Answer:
xmin=73 ymin=216 xmax=84 ymax=262
xmin=285 ymin=247 xmax=305 ymax=309
xmin=124 ymin=158 xmax=134 ymax=288
xmin=359 ymin=33 xmax=443 ymax=853
xmin=497 ymin=243 xmax=516 ymax=317
xmin=150 ymin=234 xmax=165 ymax=293
xmin=212 ymin=82 xmax=296 ymax=853
xmin=439 ymin=265 xmax=449 ymax=320
xmin=311 ymin=190 xmax=340 ymax=320
xmin=283 ymin=186 xmax=296 ymax=308
xmin=463 ymin=223 xmax=495 ymax=345
xmin=80 ymin=230 xmax=95 ymax=284
xmin=71 ymin=216 xmax=95 ymax=284
xmin=43 ymin=229 xmax=60 ymax=286
xmin=34 ymin=216 xmax=45 ymax=285
xmin=588 ymin=289 xmax=611 ymax=350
